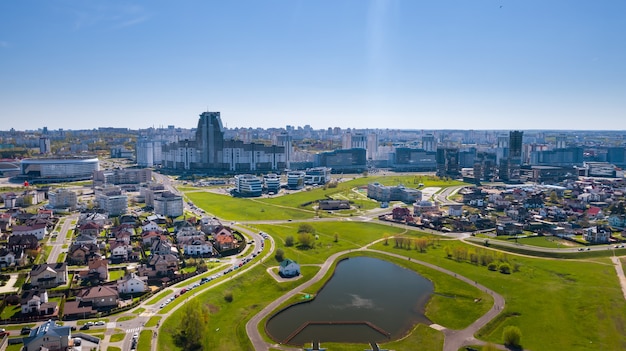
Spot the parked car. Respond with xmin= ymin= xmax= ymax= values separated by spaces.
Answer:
xmin=21 ymin=327 xmax=32 ymax=335
xmin=80 ymin=325 xmax=90 ymax=330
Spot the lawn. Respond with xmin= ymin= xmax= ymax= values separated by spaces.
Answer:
xmin=492 ymin=235 xmax=582 ymax=248
xmin=254 ymin=221 xmax=432 ymax=265
xmin=183 ymin=175 xmax=467 ymax=221
xmin=145 ymin=316 xmax=161 ymax=327
xmin=109 ymin=332 xmax=126 ymax=342
xmin=371 ymin=240 xmax=626 ymax=351
xmin=137 ymin=330 xmax=152 ymax=351
xmin=108 ymin=269 xmax=126 ymax=281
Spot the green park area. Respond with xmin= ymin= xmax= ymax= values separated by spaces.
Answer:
xmin=182 ymin=174 xmax=466 ymax=221
xmin=152 ymin=174 xmax=626 ymax=351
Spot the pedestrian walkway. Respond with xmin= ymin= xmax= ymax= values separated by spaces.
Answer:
xmin=611 ymin=256 xmax=626 ymax=300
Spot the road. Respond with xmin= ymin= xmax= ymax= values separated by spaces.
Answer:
xmin=47 ymin=213 xmax=78 ymax=264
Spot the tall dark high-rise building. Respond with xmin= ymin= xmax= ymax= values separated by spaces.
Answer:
xmin=500 ymin=131 xmax=523 ymax=182
xmin=509 ymin=131 xmax=523 ymax=159
xmin=196 ymin=112 xmax=224 ymax=168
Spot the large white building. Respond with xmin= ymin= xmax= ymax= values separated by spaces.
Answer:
xmin=20 ymin=157 xmax=99 ymax=182
xmin=287 ymin=171 xmax=305 ymax=190
xmin=153 ymin=191 xmax=184 ymax=217
xmin=95 ymin=186 xmax=128 ymax=216
xmin=48 ymin=188 xmax=78 ymax=210
xmin=263 ymin=174 xmax=281 ymax=194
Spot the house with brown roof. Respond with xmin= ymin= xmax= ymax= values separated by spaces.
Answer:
xmin=79 ymin=221 xmax=102 ymax=237
xmin=138 ymin=254 xmax=179 ymax=278
xmin=87 ymin=255 xmax=109 ymax=281
xmin=30 ymin=263 xmax=68 ymax=288
xmin=151 ymin=239 xmax=176 ymax=256
xmin=213 ymin=226 xmax=237 ymax=251
xmin=68 ymin=243 xmax=101 ymax=265
xmin=109 ymin=241 xmax=132 ymax=262
xmin=8 ymin=233 xmax=39 ymax=253
xmin=76 ymin=285 xmax=119 ymax=308
xmin=141 ymin=230 xmax=168 ymax=245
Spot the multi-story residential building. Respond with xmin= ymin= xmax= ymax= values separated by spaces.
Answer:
xmin=234 ymin=174 xmax=263 ymax=197
xmin=92 ymin=168 xmax=152 ymax=187
xmin=95 ymin=186 xmax=128 ymax=216
xmin=153 ymin=191 xmax=184 ymax=217
xmin=48 ymin=188 xmax=77 ymax=210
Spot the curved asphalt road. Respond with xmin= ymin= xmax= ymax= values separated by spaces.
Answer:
xmin=245 ymin=241 xmax=505 ymax=351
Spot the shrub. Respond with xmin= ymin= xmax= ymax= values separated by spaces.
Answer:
xmin=275 ymin=249 xmax=285 ymax=262
xmin=224 ymin=291 xmax=233 ymax=303
xmin=503 ymin=325 xmax=522 ymax=347
xmin=487 ymin=262 xmax=498 ymax=271
xmin=285 ymin=236 xmax=294 ymax=247
xmin=499 ymin=263 xmax=511 ymax=274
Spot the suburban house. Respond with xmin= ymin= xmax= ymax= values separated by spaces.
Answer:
xmin=7 ymin=234 xmax=39 ymax=253
xmin=30 ymin=263 xmax=68 ymax=288
xmin=20 ymin=289 xmax=57 ymax=316
xmin=279 ymin=259 xmax=301 ymax=278
xmin=141 ymin=231 xmax=168 ymax=245
xmin=74 ymin=233 xmax=98 ymax=245
xmin=12 ymin=223 xmax=47 ymax=240
xmin=22 ymin=319 xmax=71 ymax=351
xmin=151 ymin=239 xmax=176 ymax=256
xmin=141 ymin=220 xmax=160 ymax=232
xmin=76 ymin=285 xmax=119 ymax=308
xmin=213 ymin=227 xmax=237 ymax=251
xmin=583 ymin=226 xmax=611 ymax=244
xmin=79 ymin=221 xmax=102 ymax=237
xmin=78 ymin=212 xmax=108 ymax=227
xmin=175 ymin=226 xmax=205 ymax=241
xmin=109 ymin=241 xmax=132 ymax=262
xmin=117 ymin=272 xmax=149 ymax=294
xmin=68 ymin=243 xmax=101 ymax=265
xmin=179 ymin=237 xmax=213 ymax=257
xmin=0 ymin=247 xmax=26 ymax=267
xmin=86 ymin=255 xmax=109 ymax=281
xmin=138 ymin=254 xmax=179 ymax=277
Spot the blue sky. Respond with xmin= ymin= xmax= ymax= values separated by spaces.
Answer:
xmin=1 ymin=0 xmax=625 ymax=131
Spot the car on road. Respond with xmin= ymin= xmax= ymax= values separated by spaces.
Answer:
xmin=95 ymin=321 xmax=105 ymax=326
xmin=21 ymin=327 xmax=31 ymax=335
xmin=80 ymin=325 xmax=90 ymax=330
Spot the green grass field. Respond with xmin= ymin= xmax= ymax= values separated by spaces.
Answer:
xmin=492 ymin=235 xmax=583 ymax=248
xmin=371 ymin=240 xmax=626 ymax=350
xmin=182 ymin=175 xmax=467 ymax=221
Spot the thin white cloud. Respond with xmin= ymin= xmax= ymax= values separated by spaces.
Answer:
xmin=69 ymin=2 xmax=151 ymax=31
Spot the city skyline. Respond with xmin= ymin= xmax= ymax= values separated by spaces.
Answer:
xmin=1 ymin=1 xmax=625 ymax=131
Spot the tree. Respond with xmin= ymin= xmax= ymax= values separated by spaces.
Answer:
xmin=298 ymin=233 xmax=315 ymax=249
xmin=298 ymin=223 xmax=316 ymax=234
xmin=482 ymin=343 xmax=499 ymax=351
xmin=224 ymin=291 xmax=234 ymax=302
xmin=275 ymin=249 xmax=285 ymax=262
xmin=174 ymin=299 xmax=210 ymax=350
xmin=549 ymin=190 xmax=559 ymax=203
xmin=503 ymin=325 xmax=522 ymax=347
xmin=488 ymin=262 xmax=498 ymax=271
xmin=285 ymin=236 xmax=294 ymax=247
xmin=415 ymin=238 xmax=429 ymax=253
xmin=334 ymin=233 xmax=339 ymax=243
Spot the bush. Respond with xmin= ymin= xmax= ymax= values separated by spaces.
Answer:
xmin=487 ymin=262 xmax=498 ymax=271
xmin=224 ymin=291 xmax=233 ymax=303
xmin=285 ymin=236 xmax=294 ymax=247
xmin=502 ymin=325 xmax=522 ymax=347
xmin=499 ymin=263 xmax=511 ymax=274
xmin=275 ymin=249 xmax=285 ymax=262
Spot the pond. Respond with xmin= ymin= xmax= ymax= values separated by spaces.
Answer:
xmin=266 ymin=256 xmax=434 ymax=345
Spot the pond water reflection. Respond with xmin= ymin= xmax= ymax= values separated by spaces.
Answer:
xmin=266 ymin=256 xmax=434 ymax=345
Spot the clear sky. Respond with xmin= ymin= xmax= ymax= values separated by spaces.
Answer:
xmin=1 ymin=1 xmax=625 ymax=131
